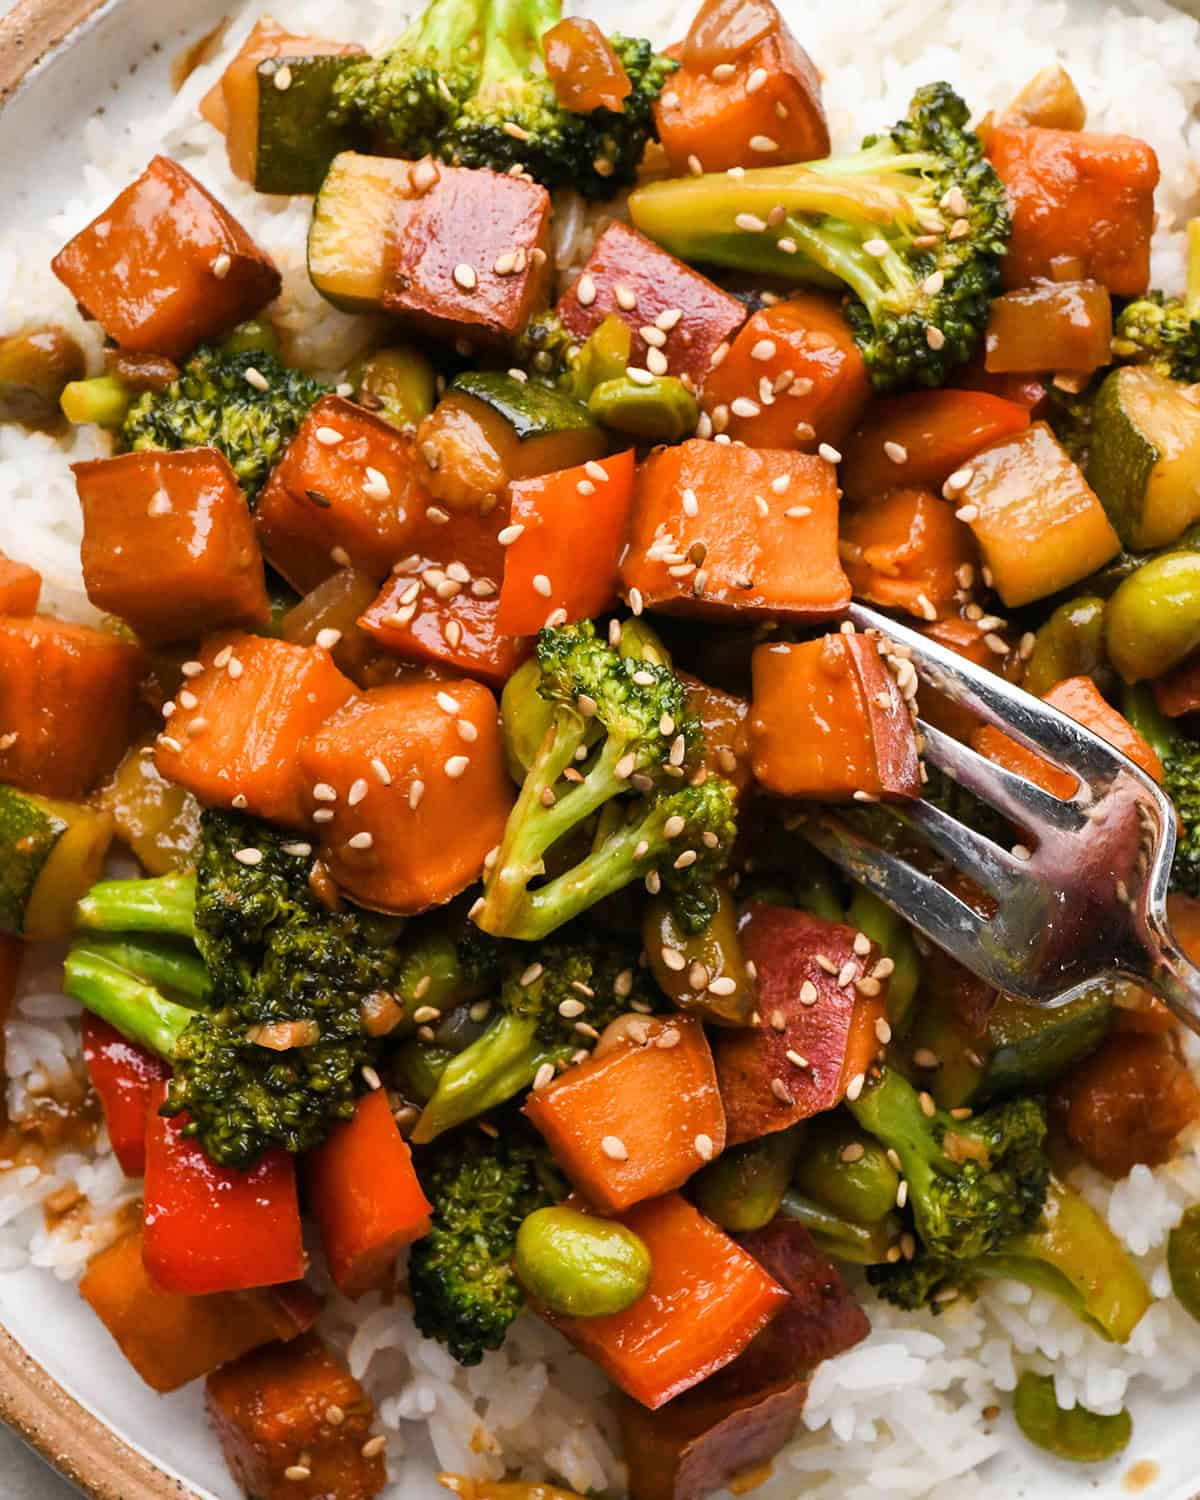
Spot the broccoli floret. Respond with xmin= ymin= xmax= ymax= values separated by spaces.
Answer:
xmin=1113 ymin=221 xmax=1200 ymax=383
xmin=67 ymin=810 xmax=407 ymax=1166
xmin=409 ymin=1125 xmax=562 ymax=1363
xmin=628 ymin=82 xmax=1010 ymax=392
xmin=412 ymin=933 xmax=659 ymax=1141
xmin=849 ymin=1066 xmax=1049 ymax=1261
xmin=119 ymin=345 xmax=327 ymax=501
xmin=476 ymin=620 xmax=738 ymax=940
xmin=333 ymin=0 xmax=675 ymax=198
xmin=1123 ymin=685 xmax=1200 ymax=898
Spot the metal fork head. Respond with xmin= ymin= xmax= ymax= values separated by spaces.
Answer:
xmin=802 ymin=603 xmax=1195 ymax=1025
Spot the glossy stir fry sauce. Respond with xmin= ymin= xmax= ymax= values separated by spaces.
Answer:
xmin=3 ymin=0 xmax=1200 ymax=1495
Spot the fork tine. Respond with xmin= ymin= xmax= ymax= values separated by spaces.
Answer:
xmin=887 ymin=795 xmax=1025 ymax=897
xmin=920 ymin=722 xmax=1084 ymax=832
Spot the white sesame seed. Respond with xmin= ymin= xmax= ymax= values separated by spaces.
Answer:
xmin=281 ymin=842 xmax=312 ymax=857
xmin=576 ymin=274 xmax=597 ymax=307
xmin=731 ymin=396 xmax=761 ymax=418
xmin=532 ymin=573 xmax=552 ymax=597
xmin=147 ymin=488 xmax=172 ymax=517
xmin=750 ymin=338 xmax=778 ymax=363
xmin=694 ymin=1132 xmax=716 ymax=1161
xmin=734 ymin=212 xmax=767 ymax=233
xmin=285 ymin=1466 xmax=312 ymax=1483
xmin=749 ymin=135 xmax=779 ymax=152
xmin=315 ymin=426 xmax=344 ymax=446
xmin=453 ymin=263 xmax=477 ymax=291
xmin=626 ymin=367 xmax=654 ymax=386
xmin=315 ymin=628 xmax=342 ymax=651
xmin=682 ymin=487 xmax=699 ymax=517
xmin=628 ymin=586 xmax=644 ymax=616
xmin=234 ymin=848 xmax=263 ymax=866
xmin=584 ymin=460 xmax=608 ymax=482
xmin=845 ymin=1072 xmax=866 ymax=1102
xmin=646 ymin=347 xmax=669 ymax=376
xmin=601 ymin=1135 xmax=628 ymax=1161
xmin=875 ymin=1016 xmax=893 ymax=1045
xmin=661 ymin=945 xmax=686 ymax=971
xmin=926 ymin=325 xmax=946 ymax=351
xmin=444 ymin=756 xmax=470 ymax=779
xmin=176 ymin=691 xmax=197 ymax=711
xmin=558 ymin=998 xmax=586 ymax=1019
xmin=708 ymin=976 xmax=737 ymax=996
xmin=770 ymin=1077 xmax=794 ymax=1106
xmin=954 ymin=504 xmax=980 ymax=523
xmin=641 ymin=324 xmax=667 ymax=348
xmin=498 ymin=523 xmax=525 ymax=547
xmin=244 ymin=366 xmax=269 ymax=393
xmin=408 ymin=779 xmax=425 ymax=809
xmin=347 ymin=778 xmax=369 ymax=807
xmin=944 ymin=466 xmax=974 ymax=493
xmin=786 ymin=1049 xmax=810 ymax=1069
xmin=181 ymin=660 xmax=203 ymax=677
xmin=884 ymin=440 xmax=909 ymax=465
xmin=313 ymin=782 xmax=337 ymax=803
xmin=210 ymin=251 xmax=232 ymax=279
xmin=533 ymin=1062 xmax=557 ymax=1090
xmin=818 ymin=442 xmax=842 ymax=464
xmin=863 ymin=238 xmax=890 ymax=258
xmin=363 ymin=466 xmax=390 ymax=500
xmin=615 ymin=283 xmax=637 ymax=311
xmin=770 ymin=473 xmax=790 ymax=494
xmin=502 ymin=120 xmax=531 ymax=141
xmin=347 ymin=831 xmax=374 ymax=850
xmin=576 ymin=478 xmax=596 ymax=495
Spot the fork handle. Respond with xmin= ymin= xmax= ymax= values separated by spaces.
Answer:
xmin=1138 ymin=929 xmax=1200 ymax=1036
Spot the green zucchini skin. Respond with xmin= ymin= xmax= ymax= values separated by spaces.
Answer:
xmin=450 ymin=371 xmax=597 ymax=442
xmin=0 ymin=786 xmax=67 ymax=936
xmin=255 ymin=55 xmax=365 ymax=196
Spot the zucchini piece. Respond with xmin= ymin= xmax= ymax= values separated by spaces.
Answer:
xmin=308 ymin=152 xmax=413 ymax=312
xmin=0 ymin=786 xmax=114 ymax=941
xmin=450 ymin=371 xmax=598 ymax=441
xmin=1087 ymin=366 xmax=1200 ymax=550
xmin=255 ymin=55 xmax=364 ymax=196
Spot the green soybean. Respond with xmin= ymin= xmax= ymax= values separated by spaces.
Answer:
xmin=221 ymin=318 xmax=280 ymax=358
xmin=515 ymin=1206 xmax=651 ymax=1317
xmin=1168 ymin=1203 xmax=1200 ymax=1323
xmin=693 ymin=1128 xmax=802 ymax=1231
xmin=1105 ymin=551 xmax=1200 ymax=682
xmin=792 ymin=1113 xmax=900 ymax=1226
xmin=588 ymin=373 xmax=699 ymax=442
xmin=571 ymin=315 xmax=632 ymax=399
xmin=1012 ymin=1371 xmax=1131 ymax=1462
xmin=1022 ymin=596 xmax=1107 ymax=698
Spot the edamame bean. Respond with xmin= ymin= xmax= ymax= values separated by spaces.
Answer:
xmin=1022 ymin=596 xmax=1107 ymax=697
xmin=221 ymin=318 xmax=280 ymax=358
xmin=588 ymin=373 xmax=699 ymax=442
xmin=1168 ymin=1203 xmax=1200 ymax=1323
xmin=571 ymin=315 xmax=632 ymax=399
xmin=642 ymin=881 xmax=754 ymax=1025
xmin=792 ymin=1113 xmax=900 ymax=1226
xmin=693 ymin=1129 xmax=802 ymax=1231
xmin=1105 ymin=552 xmax=1200 ymax=682
xmin=1012 ymin=1371 xmax=1131 ymax=1462
xmin=515 ymin=1205 xmax=651 ymax=1317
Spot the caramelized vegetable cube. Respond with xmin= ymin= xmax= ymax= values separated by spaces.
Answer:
xmin=701 ymin=294 xmax=868 ymax=452
xmin=80 ymin=1229 xmax=319 ymax=1395
xmin=749 ymin=634 xmax=920 ymax=801
xmin=154 ymin=633 xmax=356 ymax=826
xmin=382 ymin=166 xmax=553 ymax=347
xmin=655 ymin=13 xmax=829 ymax=176
xmin=840 ymin=487 xmax=978 ymax=622
xmin=0 ymin=617 xmax=142 ymax=799
xmin=984 ymin=281 xmax=1113 ymax=375
xmin=539 ymin=1193 xmax=789 ymax=1410
xmin=682 ymin=672 xmax=752 ymax=795
xmin=956 ymin=422 xmax=1121 ymax=607
xmin=986 ymin=126 xmax=1159 ymax=297
xmin=206 ymin=1333 xmax=387 ymax=1500
xmin=714 ymin=904 xmax=889 ymax=1145
xmin=557 ymin=223 xmax=747 ymax=388
xmin=622 ymin=440 xmax=848 ymax=620
xmin=255 ymin=395 xmax=432 ymax=594
xmin=0 ymin=553 xmax=40 ymax=615
xmin=296 ymin=679 xmax=513 ymax=913
xmin=524 ymin=1015 xmax=726 ymax=1213
xmin=75 ymin=449 xmax=270 ymax=644
xmin=51 ymin=156 xmax=281 ymax=360
xmin=544 ymin=17 xmax=632 ymax=112
xmin=914 ymin=614 xmax=1019 ymax=744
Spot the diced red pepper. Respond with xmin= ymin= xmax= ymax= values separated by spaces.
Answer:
xmin=81 ymin=1013 xmax=169 ymax=1177
xmin=496 ymin=450 xmax=635 ymax=635
xmin=307 ymin=1089 xmax=431 ymax=1298
xmin=142 ymin=1079 xmax=305 ymax=1296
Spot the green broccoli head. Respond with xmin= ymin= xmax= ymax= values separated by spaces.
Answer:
xmin=120 ymin=345 xmax=327 ymax=502
xmin=1113 ymin=292 xmax=1200 ymax=384
xmin=629 ymin=81 xmax=1010 ymax=392
xmin=1044 ymin=380 xmax=1098 ymax=466
xmin=409 ymin=1125 xmax=561 ymax=1364
xmin=849 ymin=1067 xmax=1049 ymax=1262
xmin=1122 ymin=686 xmax=1200 ymax=899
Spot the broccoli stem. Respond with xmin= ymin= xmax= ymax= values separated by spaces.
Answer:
xmin=482 ymin=0 xmax=560 ymax=84
xmin=73 ymin=936 xmax=211 ymax=1005
xmin=778 ymin=1189 xmax=896 ymax=1265
xmin=846 ymin=1066 xmax=944 ymax=1225
xmin=74 ymin=872 xmax=197 ymax=940
xmin=411 ymin=1013 xmax=545 ymax=1143
xmin=1121 ymin=683 xmax=1175 ymax=764
xmin=64 ymin=946 xmax=193 ymax=1060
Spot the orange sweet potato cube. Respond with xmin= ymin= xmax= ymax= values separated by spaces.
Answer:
xmin=839 ymin=487 xmax=978 ymax=622
xmin=622 ymin=440 xmax=848 ymax=621
xmin=297 ymin=679 xmax=513 ymax=913
xmin=524 ymin=1015 xmax=726 ymax=1213
xmin=0 ymin=617 xmax=142 ymax=798
xmin=75 ymin=448 xmax=270 ymax=644
xmin=382 ymin=166 xmax=553 ymax=347
xmin=0 ymin=553 xmax=40 ymax=615
xmin=750 ymin=634 xmax=921 ymax=801
xmin=51 ymin=156 xmax=280 ymax=360
xmin=155 ymin=633 xmax=355 ymax=825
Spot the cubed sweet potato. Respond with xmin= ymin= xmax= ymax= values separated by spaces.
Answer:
xmin=622 ymin=440 xmax=848 ymax=620
xmin=557 ymin=222 xmax=747 ymax=388
xmin=682 ymin=672 xmax=752 ymax=795
xmin=839 ymin=487 xmax=978 ymax=622
xmin=382 ymin=166 xmax=553 ymax=347
xmin=155 ymin=633 xmax=356 ymax=826
xmin=714 ymin=904 xmax=888 ymax=1145
xmin=524 ymin=1015 xmax=726 ymax=1213
xmin=0 ymin=617 xmax=142 ymax=798
xmin=255 ymin=395 xmax=433 ymax=594
xmin=984 ymin=281 xmax=1113 ymax=375
xmin=206 ymin=1333 xmax=387 ymax=1500
xmin=749 ymin=634 xmax=921 ymax=801
xmin=51 ymin=155 xmax=280 ymax=360
xmin=75 ymin=448 xmax=270 ymax=644
xmin=0 ymin=553 xmax=40 ymax=615
xmin=986 ymin=126 xmax=1159 ymax=296
xmin=702 ymin=294 xmax=868 ymax=452
xmin=296 ymin=678 xmax=513 ymax=913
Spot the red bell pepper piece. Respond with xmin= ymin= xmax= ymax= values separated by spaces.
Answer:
xmin=306 ymin=1089 xmax=432 ymax=1298
xmin=81 ymin=1013 xmax=169 ymax=1177
xmin=497 ymin=450 xmax=635 ymax=636
xmin=142 ymin=1079 xmax=305 ymax=1295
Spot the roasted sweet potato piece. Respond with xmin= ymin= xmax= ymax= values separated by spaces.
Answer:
xmin=656 ymin=9 xmax=829 ymax=176
xmin=714 ymin=904 xmax=888 ymax=1146
xmin=154 ymin=632 xmax=356 ymax=826
xmin=986 ymin=126 xmax=1159 ymax=296
xmin=0 ymin=553 xmax=40 ymax=615
xmin=1153 ymin=655 xmax=1200 ymax=718
xmin=80 ymin=1229 xmax=319 ymax=1394
xmin=682 ymin=672 xmax=752 ymax=795
xmin=557 ymin=223 xmax=747 ymax=388
xmin=749 ymin=634 xmax=920 ymax=801
xmin=840 ymin=487 xmax=977 ymax=622
xmin=51 ymin=155 xmax=280 ymax=360
xmin=1052 ymin=1032 xmax=1200 ymax=1178
xmin=255 ymin=395 xmax=433 ymax=594
xmin=0 ymin=617 xmax=142 ymax=799
xmin=623 ymin=440 xmax=848 ymax=620
xmin=382 ymin=166 xmax=553 ymax=347
xmin=701 ymin=294 xmax=868 ymax=452
xmin=524 ymin=1015 xmax=726 ymax=1213
xmin=206 ymin=1333 xmax=387 ymax=1500
xmin=984 ymin=281 xmax=1113 ymax=375
xmin=297 ymin=678 xmax=513 ymax=913
xmin=539 ymin=1193 xmax=789 ymax=1410
xmin=75 ymin=448 xmax=270 ymax=644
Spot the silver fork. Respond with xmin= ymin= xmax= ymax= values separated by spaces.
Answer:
xmin=800 ymin=602 xmax=1200 ymax=1035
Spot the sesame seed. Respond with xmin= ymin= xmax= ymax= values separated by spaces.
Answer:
xmin=884 ymin=440 xmax=909 ymax=465
xmin=785 ymin=505 xmax=813 ymax=520
xmin=436 ymin=690 xmax=461 ymax=715
xmin=601 ymin=1135 xmax=628 ymax=1161
xmin=663 ymin=814 xmax=687 ymax=838
xmin=312 ymin=809 xmax=334 ymax=824
xmin=532 ymin=573 xmax=552 ymax=597
xmin=576 ymin=273 xmax=597 ymax=307
xmin=682 ymin=486 xmax=699 ymax=517
xmin=922 ymin=269 xmax=945 ymax=296
xmin=362 ymin=1435 xmax=387 ymax=1459
xmin=926 ymin=325 xmax=946 ymax=351
xmin=856 ymin=976 xmax=882 ymax=998
xmin=147 ymin=488 xmax=172 ymax=517
xmin=661 ymin=945 xmax=686 ymax=972
xmin=694 ymin=1132 xmax=715 ymax=1161
xmin=628 ymin=586 xmax=644 ymax=616
xmin=181 ymin=660 xmax=203 ymax=677
xmin=770 ymin=473 xmax=790 ymax=494
xmin=749 ymin=135 xmax=779 ymax=152
xmin=708 ymin=975 xmax=737 ymax=996
xmin=313 ymin=782 xmax=337 ymax=802
xmin=777 ymin=237 xmax=798 ymax=254
xmin=836 ymin=961 xmax=857 ymax=988
xmin=646 ymin=346 xmax=669 ymax=376
xmin=818 ymin=442 xmax=842 ymax=464
xmin=954 ymin=504 xmax=980 ymax=523
xmin=944 ymin=466 xmax=974 ymax=494
xmin=845 ymin=1072 xmax=866 ymax=1102
xmin=234 ymin=848 xmax=263 ymax=866
xmin=576 ymin=478 xmax=596 ymax=496
xmin=348 ymin=831 xmax=374 ymax=850
xmin=615 ymin=283 xmax=637 ymax=310
xmin=1012 ymin=843 xmax=1032 ymax=861
xmin=863 ymin=237 xmax=890 ymax=258
xmin=713 ymin=61 xmax=736 ymax=79
xmin=315 ymin=628 xmax=342 ymax=651
xmin=770 ymin=1077 xmax=794 ymax=1106
xmin=452 ymin=263 xmax=478 ymax=291
xmin=841 ymin=1143 xmax=866 ymax=1164
xmin=244 ymin=365 xmax=269 ymax=393
xmin=409 ymin=779 xmax=425 ymax=809
xmin=919 ymin=1090 xmax=937 ymax=1118
xmin=626 ymin=366 xmax=654 ymax=386
xmin=731 ymin=396 xmax=761 ymax=418
xmin=641 ymin=324 xmax=667 ymax=348
xmin=444 ymin=755 xmax=469 ymax=779
xmin=363 ymin=466 xmax=390 ymax=500
xmin=315 ymin=426 xmax=344 ymax=446
xmin=285 ymin=1466 xmax=312 ymax=1482
xmin=949 ymin=217 xmax=970 ymax=240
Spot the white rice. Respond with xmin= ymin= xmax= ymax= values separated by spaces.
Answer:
xmin=3 ymin=0 xmax=1200 ymax=1496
